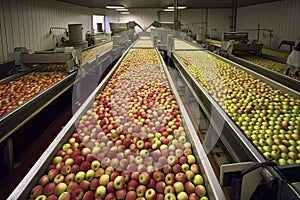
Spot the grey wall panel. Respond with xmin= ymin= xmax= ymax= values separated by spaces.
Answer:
xmin=3 ymin=0 xmax=14 ymax=55
xmin=237 ymin=0 xmax=300 ymax=50
xmin=207 ymin=9 xmax=232 ymax=40
xmin=180 ymin=9 xmax=207 ymax=38
xmin=0 ymin=0 xmax=94 ymax=64
xmin=10 ymin=0 xmax=19 ymax=49
xmin=0 ymin=0 xmax=5 ymax=63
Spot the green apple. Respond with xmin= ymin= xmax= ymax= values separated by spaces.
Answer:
xmin=99 ymin=174 xmax=110 ymax=186
xmin=263 ymin=152 xmax=273 ymax=161
xmin=174 ymin=182 xmax=184 ymax=193
xmin=287 ymin=159 xmax=295 ymax=164
xmin=62 ymin=143 xmax=71 ymax=151
xmin=91 ymin=160 xmax=101 ymax=171
xmin=95 ymin=185 xmax=106 ymax=199
xmin=54 ymin=174 xmax=65 ymax=184
xmin=177 ymin=191 xmax=188 ymax=200
xmin=52 ymin=156 xmax=63 ymax=164
xmin=114 ymin=175 xmax=125 ymax=189
xmin=75 ymin=171 xmax=85 ymax=183
xmin=35 ymin=195 xmax=47 ymax=200
xmin=167 ymin=155 xmax=177 ymax=166
xmin=278 ymin=158 xmax=287 ymax=166
xmin=288 ymin=146 xmax=297 ymax=153
xmin=193 ymin=174 xmax=203 ymax=185
xmin=164 ymin=193 xmax=176 ymax=200
xmin=54 ymin=182 xmax=67 ymax=196
xmin=279 ymin=145 xmax=288 ymax=153
xmin=145 ymin=188 xmax=156 ymax=200
xmin=271 ymin=150 xmax=280 ymax=160
xmin=140 ymin=149 xmax=149 ymax=157
xmin=135 ymin=156 xmax=143 ymax=165
xmin=187 ymin=155 xmax=196 ymax=164
xmin=85 ymin=169 xmax=95 ymax=181
xmin=262 ymin=146 xmax=271 ymax=152
xmin=181 ymin=163 xmax=190 ymax=172
xmin=200 ymin=196 xmax=209 ymax=200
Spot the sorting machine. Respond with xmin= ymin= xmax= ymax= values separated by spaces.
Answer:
xmin=219 ymin=32 xmax=263 ymax=56
xmin=12 ymin=46 xmax=82 ymax=72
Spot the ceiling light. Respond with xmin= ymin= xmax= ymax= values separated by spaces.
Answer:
xmin=167 ymin=6 xmax=187 ymax=9
xmin=116 ymin=8 xmax=128 ymax=11
xmin=163 ymin=9 xmax=174 ymax=12
xmin=106 ymin=6 xmax=125 ymax=9
xmin=120 ymin=12 xmax=130 ymax=15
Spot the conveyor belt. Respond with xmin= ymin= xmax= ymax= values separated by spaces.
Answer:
xmin=0 ymin=42 xmax=116 ymax=143
xmin=8 ymin=39 xmax=226 ymax=200
xmin=82 ymin=41 xmax=113 ymax=64
xmin=0 ymin=68 xmax=73 ymax=142
xmin=229 ymin=54 xmax=300 ymax=92
xmin=172 ymin=52 xmax=266 ymax=163
xmin=173 ymin=50 xmax=299 ymax=161
xmin=171 ymin=45 xmax=300 ymax=199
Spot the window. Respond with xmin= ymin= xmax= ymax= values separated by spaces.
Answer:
xmin=92 ymin=15 xmax=105 ymax=33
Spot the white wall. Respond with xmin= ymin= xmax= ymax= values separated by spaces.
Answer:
xmin=237 ymin=0 xmax=300 ymax=50
xmin=0 ymin=0 xmax=105 ymax=64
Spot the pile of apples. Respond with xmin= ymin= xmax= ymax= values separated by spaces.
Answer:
xmin=261 ymin=48 xmax=289 ymax=59
xmin=239 ymin=56 xmax=300 ymax=80
xmin=39 ymin=64 xmax=68 ymax=72
xmin=204 ymin=39 xmax=221 ymax=48
xmin=28 ymin=49 xmax=209 ymax=200
xmin=132 ymin=40 xmax=154 ymax=48
xmin=82 ymin=42 xmax=113 ymax=64
xmin=175 ymin=51 xmax=300 ymax=165
xmin=174 ymin=40 xmax=198 ymax=50
xmin=0 ymin=66 xmax=67 ymax=117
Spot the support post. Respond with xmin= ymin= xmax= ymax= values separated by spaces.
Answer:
xmin=174 ymin=0 xmax=178 ymax=30
xmin=231 ymin=0 xmax=237 ymax=32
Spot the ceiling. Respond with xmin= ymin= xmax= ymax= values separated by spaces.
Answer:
xmin=57 ymin=0 xmax=282 ymax=9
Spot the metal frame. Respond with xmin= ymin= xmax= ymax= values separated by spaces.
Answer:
xmin=228 ymin=54 xmax=300 ymax=92
xmin=160 ymin=50 xmax=226 ymax=200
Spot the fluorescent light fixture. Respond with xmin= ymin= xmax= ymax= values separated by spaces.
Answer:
xmin=167 ymin=6 xmax=187 ymax=9
xmin=106 ymin=5 xmax=125 ymax=9
xmin=116 ymin=8 xmax=128 ymax=11
xmin=120 ymin=12 xmax=130 ymax=15
xmin=163 ymin=9 xmax=174 ymax=11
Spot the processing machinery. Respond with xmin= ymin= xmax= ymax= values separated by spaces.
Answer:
xmin=220 ymin=32 xmax=263 ymax=56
